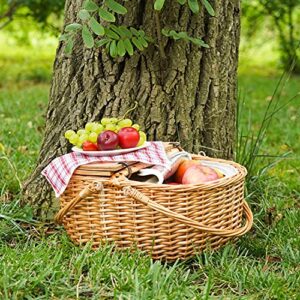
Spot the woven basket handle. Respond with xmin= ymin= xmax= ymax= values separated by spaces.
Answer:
xmin=113 ymin=183 xmax=253 ymax=237
xmin=55 ymin=181 xmax=103 ymax=224
xmin=55 ymin=180 xmax=253 ymax=238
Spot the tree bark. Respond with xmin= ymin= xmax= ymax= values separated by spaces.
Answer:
xmin=22 ymin=0 xmax=241 ymax=216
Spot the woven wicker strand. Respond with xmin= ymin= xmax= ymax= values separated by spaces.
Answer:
xmin=56 ymin=154 xmax=253 ymax=260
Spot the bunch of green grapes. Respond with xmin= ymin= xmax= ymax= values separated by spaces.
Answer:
xmin=64 ymin=118 xmax=147 ymax=148
xmin=64 ymin=122 xmax=104 ymax=147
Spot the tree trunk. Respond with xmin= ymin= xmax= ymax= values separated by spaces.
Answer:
xmin=22 ymin=0 xmax=241 ymax=216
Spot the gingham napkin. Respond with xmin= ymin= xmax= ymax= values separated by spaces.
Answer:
xmin=42 ymin=142 xmax=170 ymax=197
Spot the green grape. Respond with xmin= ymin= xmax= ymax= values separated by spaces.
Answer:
xmin=92 ymin=123 xmax=104 ymax=134
xmin=132 ymin=124 xmax=140 ymax=131
xmin=101 ymin=118 xmax=111 ymax=125
xmin=64 ymin=130 xmax=75 ymax=139
xmin=77 ymin=129 xmax=86 ymax=136
xmin=110 ymin=117 xmax=119 ymax=124
xmin=137 ymin=131 xmax=147 ymax=147
xmin=118 ymin=118 xmax=132 ymax=128
xmin=69 ymin=133 xmax=79 ymax=145
xmin=89 ymin=132 xmax=98 ymax=143
xmin=78 ymin=134 xmax=89 ymax=145
xmin=85 ymin=122 xmax=94 ymax=132
xmin=115 ymin=125 xmax=121 ymax=133
xmin=105 ymin=123 xmax=116 ymax=131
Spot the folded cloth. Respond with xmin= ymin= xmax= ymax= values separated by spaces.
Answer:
xmin=41 ymin=141 xmax=170 ymax=197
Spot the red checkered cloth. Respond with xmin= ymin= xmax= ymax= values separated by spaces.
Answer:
xmin=42 ymin=142 xmax=170 ymax=197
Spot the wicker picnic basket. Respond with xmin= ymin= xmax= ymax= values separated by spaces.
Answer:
xmin=55 ymin=145 xmax=253 ymax=260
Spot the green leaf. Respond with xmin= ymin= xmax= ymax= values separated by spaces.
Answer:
xmin=188 ymin=0 xmax=199 ymax=13
xmin=138 ymin=30 xmax=145 ymax=37
xmin=98 ymin=7 xmax=116 ymax=22
xmin=154 ymin=0 xmax=165 ymax=10
xmin=106 ymin=0 xmax=127 ymax=15
xmin=78 ymin=9 xmax=91 ymax=20
xmin=59 ymin=34 xmax=69 ymax=41
xmin=201 ymin=0 xmax=215 ymax=16
xmin=123 ymin=38 xmax=134 ymax=55
xmin=84 ymin=0 xmax=98 ymax=11
xmin=65 ymin=23 xmax=82 ymax=32
xmin=169 ymin=30 xmax=181 ymax=39
xmin=189 ymin=37 xmax=209 ymax=47
xmin=117 ymin=40 xmax=126 ymax=56
xmin=177 ymin=31 xmax=189 ymax=39
xmin=105 ymin=28 xmax=120 ymax=39
xmin=177 ymin=0 xmax=186 ymax=4
xmin=161 ymin=28 xmax=169 ymax=36
xmin=162 ymin=28 xmax=209 ymax=48
xmin=109 ymin=25 xmax=124 ymax=37
xmin=65 ymin=39 xmax=74 ymax=54
xmin=132 ymin=37 xmax=143 ymax=51
xmin=130 ymin=27 xmax=140 ymax=37
xmin=138 ymin=36 xmax=148 ymax=48
xmin=95 ymin=38 xmax=111 ymax=47
xmin=117 ymin=26 xmax=132 ymax=38
xmin=82 ymin=25 xmax=94 ymax=48
xmin=110 ymin=40 xmax=117 ymax=57
xmin=89 ymin=17 xmax=105 ymax=35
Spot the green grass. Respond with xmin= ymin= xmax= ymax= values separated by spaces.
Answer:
xmin=0 ymin=35 xmax=300 ymax=299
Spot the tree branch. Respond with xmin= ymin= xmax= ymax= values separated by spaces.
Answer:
xmin=0 ymin=1 xmax=20 ymax=30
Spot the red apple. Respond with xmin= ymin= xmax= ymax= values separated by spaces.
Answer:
xmin=82 ymin=141 xmax=98 ymax=151
xmin=182 ymin=165 xmax=219 ymax=184
xmin=97 ymin=130 xmax=119 ymax=150
xmin=174 ymin=160 xmax=200 ymax=183
xmin=118 ymin=127 xmax=140 ymax=149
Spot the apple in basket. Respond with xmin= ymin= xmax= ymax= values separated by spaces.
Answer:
xmin=97 ymin=130 xmax=119 ymax=150
xmin=118 ymin=127 xmax=140 ymax=148
xmin=174 ymin=160 xmax=199 ymax=183
xmin=182 ymin=165 xmax=219 ymax=184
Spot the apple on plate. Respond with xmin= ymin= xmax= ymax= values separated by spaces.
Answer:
xmin=118 ymin=127 xmax=140 ymax=149
xmin=97 ymin=130 xmax=119 ymax=150
xmin=182 ymin=165 xmax=219 ymax=184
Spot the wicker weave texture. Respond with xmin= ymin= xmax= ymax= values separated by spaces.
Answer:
xmin=58 ymin=156 xmax=252 ymax=260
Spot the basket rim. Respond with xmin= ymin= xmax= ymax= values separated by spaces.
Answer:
xmin=71 ymin=155 xmax=247 ymax=191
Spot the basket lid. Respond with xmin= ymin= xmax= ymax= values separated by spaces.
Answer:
xmin=73 ymin=161 xmax=137 ymax=177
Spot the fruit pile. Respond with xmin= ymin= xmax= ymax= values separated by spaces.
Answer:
xmin=64 ymin=118 xmax=147 ymax=151
xmin=166 ymin=160 xmax=224 ymax=185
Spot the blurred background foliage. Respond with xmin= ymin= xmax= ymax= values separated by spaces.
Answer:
xmin=242 ymin=0 xmax=300 ymax=73
xmin=0 ymin=0 xmax=64 ymax=34
xmin=0 ymin=0 xmax=299 ymax=73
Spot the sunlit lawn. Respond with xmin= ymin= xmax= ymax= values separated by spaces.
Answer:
xmin=0 ymin=34 xmax=299 ymax=299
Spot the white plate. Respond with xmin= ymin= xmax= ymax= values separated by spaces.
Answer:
xmin=72 ymin=142 xmax=150 ymax=156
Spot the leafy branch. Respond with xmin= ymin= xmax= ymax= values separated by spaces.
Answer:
xmin=154 ymin=0 xmax=215 ymax=16
xmin=61 ymin=0 xmax=215 ymax=57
